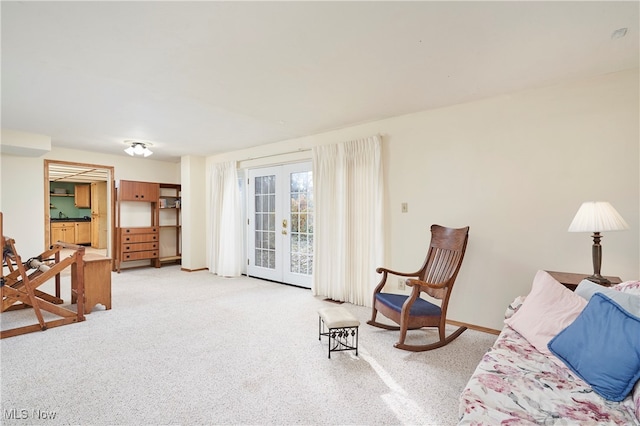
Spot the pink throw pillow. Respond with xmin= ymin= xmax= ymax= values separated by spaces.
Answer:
xmin=505 ymin=270 xmax=587 ymax=355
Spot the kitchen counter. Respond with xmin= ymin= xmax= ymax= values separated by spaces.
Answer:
xmin=51 ymin=217 xmax=91 ymax=222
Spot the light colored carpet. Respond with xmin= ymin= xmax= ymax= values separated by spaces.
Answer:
xmin=1 ymin=266 xmax=497 ymax=425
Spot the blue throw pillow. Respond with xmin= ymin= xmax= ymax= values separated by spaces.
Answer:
xmin=548 ymin=293 xmax=640 ymax=402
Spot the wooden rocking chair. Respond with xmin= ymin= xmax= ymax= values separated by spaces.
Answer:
xmin=367 ymin=224 xmax=469 ymax=351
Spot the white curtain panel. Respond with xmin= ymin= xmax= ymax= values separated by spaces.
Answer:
xmin=312 ymin=135 xmax=384 ymax=306
xmin=207 ymin=161 xmax=243 ymax=277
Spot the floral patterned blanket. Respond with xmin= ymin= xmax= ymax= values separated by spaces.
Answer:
xmin=458 ymin=291 xmax=640 ymax=425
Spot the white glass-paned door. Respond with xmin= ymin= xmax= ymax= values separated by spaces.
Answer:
xmin=283 ymin=164 xmax=313 ymax=287
xmin=247 ymin=163 xmax=313 ymax=288
xmin=248 ymin=167 xmax=280 ymax=282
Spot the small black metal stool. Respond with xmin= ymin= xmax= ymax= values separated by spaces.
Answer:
xmin=318 ymin=306 xmax=360 ymax=358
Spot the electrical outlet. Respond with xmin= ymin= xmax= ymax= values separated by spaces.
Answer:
xmin=397 ymin=278 xmax=405 ymax=290
xmin=401 ymin=202 xmax=408 ymax=213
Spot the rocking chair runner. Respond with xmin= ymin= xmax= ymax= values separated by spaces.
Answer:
xmin=367 ymin=224 xmax=470 ymax=352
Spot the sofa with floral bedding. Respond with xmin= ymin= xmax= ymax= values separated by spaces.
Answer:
xmin=458 ymin=270 xmax=640 ymax=425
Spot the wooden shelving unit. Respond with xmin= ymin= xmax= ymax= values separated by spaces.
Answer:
xmin=114 ymin=180 xmax=181 ymax=271
xmin=158 ymin=183 xmax=181 ymax=265
xmin=114 ymin=180 xmax=160 ymax=272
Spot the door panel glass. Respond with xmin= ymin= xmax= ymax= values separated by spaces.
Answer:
xmin=288 ymin=170 xmax=313 ymax=278
xmin=254 ymin=175 xmax=276 ymax=271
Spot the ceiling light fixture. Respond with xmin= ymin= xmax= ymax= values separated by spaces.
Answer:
xmin=124 ymin=141 xmax=153 ymax=157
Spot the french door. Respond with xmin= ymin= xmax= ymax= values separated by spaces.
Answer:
xmin=247 ymin=163 xmax=313 ymax=288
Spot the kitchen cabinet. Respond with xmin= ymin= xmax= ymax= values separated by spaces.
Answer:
xmin=51 ymin=221 xmax=91 ymax=245
xmin=51 ymin=222 xmax=76 ymax=244
xmin=74 ymin=184 xmax=91 ymax=208
xmin=75 ymin=222 xmax=91 ymax=245
xmin=91 ymin=182 xmax=108 ymax=249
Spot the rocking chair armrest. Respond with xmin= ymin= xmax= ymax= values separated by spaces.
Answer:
xmin=375 ymin=267 xmax=421 ymax=277
xmin=405 ymin=278 xmax=447 ymax=290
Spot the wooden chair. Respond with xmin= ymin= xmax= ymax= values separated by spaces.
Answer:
xmin=367 ymin=224 xmax=470 ymax=351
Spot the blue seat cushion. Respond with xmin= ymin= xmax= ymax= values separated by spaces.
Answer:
xmin=375 ymin=293 xmax=441 ymax=317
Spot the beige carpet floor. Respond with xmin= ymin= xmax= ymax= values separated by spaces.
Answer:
xmin=1 ymin=265 xmax=497 ymax=425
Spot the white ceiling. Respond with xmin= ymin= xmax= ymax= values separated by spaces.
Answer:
xmin=2 ymin=1 xmax=638 ymax=163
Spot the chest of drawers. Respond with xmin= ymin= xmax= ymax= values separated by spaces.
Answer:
xmin=116 ymin=226 xmax=159 ymax=271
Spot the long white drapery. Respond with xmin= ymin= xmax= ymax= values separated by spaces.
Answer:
xmin=207 ymin=161 xmax=243 ymax=277
xmin=312 ymin=135 xmax=384 ymax=306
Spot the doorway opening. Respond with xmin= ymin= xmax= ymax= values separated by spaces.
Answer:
xmin=44 ymin=160 xmax=114 ymax=260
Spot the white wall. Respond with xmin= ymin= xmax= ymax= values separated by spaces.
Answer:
xmin=181 ymin=155 xmax=207 ymax=270
xmin=1 ymin=154 xmax=45 ymax=254
xmin=1 ymin=128 xmax=51 ymax=157
xmin=1 ymin=146 xmax=180 ymax=258
xmin=208 ymin=69 xmax=639 ymax=330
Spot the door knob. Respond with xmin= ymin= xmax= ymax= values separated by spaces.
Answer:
xmin=282 ymin=230 xmax=288 ymax=235
xmin=282 ymin=219 xmax=288 ymax=228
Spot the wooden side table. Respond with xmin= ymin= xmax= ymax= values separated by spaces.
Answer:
xmin=545 ymin=270 xmax=622 ymax=291
xmin=72 ymin=254 xmax=112 ymax=314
